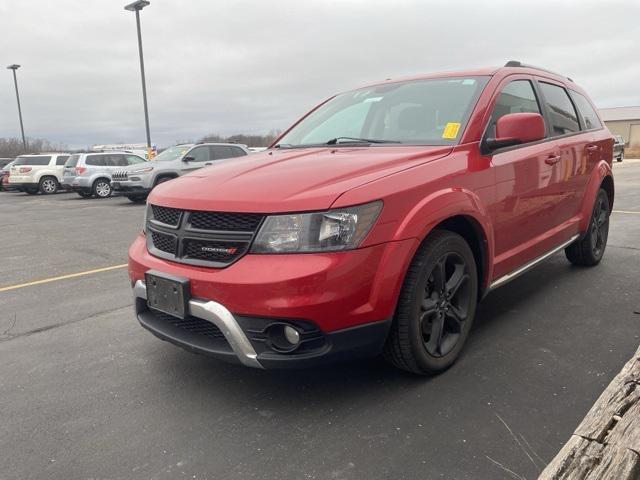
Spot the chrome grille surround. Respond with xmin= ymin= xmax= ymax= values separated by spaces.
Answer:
xmin=146 ymin=204 xmax=264 ymax=267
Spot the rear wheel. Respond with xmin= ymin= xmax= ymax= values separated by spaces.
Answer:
xmin=92 ymin=179 xmax=112 ymax=198
xmin=565 ymin=188 xmax=610 ymax=266
xmin=384 ymin=230 xmax=478 ymax=375
xmin=39 ymin=177 xmax=59 ymax=194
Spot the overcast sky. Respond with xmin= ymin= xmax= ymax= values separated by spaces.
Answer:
xmin=0 ymin=0 xmax=638 ymax=148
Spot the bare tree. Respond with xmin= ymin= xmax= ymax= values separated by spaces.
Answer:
xmin=0 ymin=137 xmax=69 ymax=158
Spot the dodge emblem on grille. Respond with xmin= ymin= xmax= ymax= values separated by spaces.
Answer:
xmin=201 ymin=246 xmax=238 ymax=255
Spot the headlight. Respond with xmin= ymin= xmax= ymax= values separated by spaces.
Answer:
xmin=131 ymin=166 xmax=154 ymax=174
xmin=251 ymin=201 xmax=382 ymax=253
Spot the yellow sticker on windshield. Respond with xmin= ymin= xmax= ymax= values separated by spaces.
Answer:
xmin=442 ymin=122 xmax=461 ymax=139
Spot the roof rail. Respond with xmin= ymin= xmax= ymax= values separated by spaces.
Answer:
xmin=504 ymin=60 xmax=573 ymax=82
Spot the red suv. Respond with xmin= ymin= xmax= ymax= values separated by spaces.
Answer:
xmin=128 ymin=61 xmax=614 ymax=375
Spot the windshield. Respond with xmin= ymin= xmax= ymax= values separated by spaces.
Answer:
xmin=152 ymin=145 xmax=192 ymax=162
xmin=277 ymin=76 xmax=489 ymax=148
xmin=2 ymin=160 xmax=15 ymax=171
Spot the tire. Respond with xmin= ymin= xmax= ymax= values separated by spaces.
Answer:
xmin=384 ymin=230 xmax=478 ymax=375
xmin=153 ymin=176 xmax=174 ymax=188
xmin=565 ymin=188 xmax=610 ymax=266
xmin=92 ymin=179 xmax=112 ymax=198
xmin=39 ymin=177 xmax=59 ymax=195
xmin=127 ymin=195 xmax=147 ymax=203
xmin=77 ymin=191 xmax=92 ymax=198
xmin=617 ymin=151 xmax=624 ymax=162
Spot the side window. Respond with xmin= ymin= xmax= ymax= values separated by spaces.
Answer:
xmin=231 ymin=147 xmax=247 ymax=157
xmin=209 ymin=145 xmax=234 ymax=160
xmin=570 ymin=91 xmax=602 ymax=131
xmin=85 ymin=155 xmax=106 ymax=167
xmin=104 ymin=155 xmax=125 ymax=167
xmin=126 ymin=155 xmax=146 ymax=165
xmin=487 ymin=80 xmax=541 ymax=138
xmin=186 ymin=146 xmax=210 ymax=162
xmin=56 ymin=155 xmax=69 ymax=165
xmin=538 ymin=82 xmax=580 ymax=135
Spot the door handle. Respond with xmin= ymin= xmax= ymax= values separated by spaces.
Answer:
xmin=586 ymin=145 xmax=599 ymax=152
xmin=545 ymin=155 xmax=561 ymax=165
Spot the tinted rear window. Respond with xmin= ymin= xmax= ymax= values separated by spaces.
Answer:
xmin=56 ymin=155 xmax=70 ymax=165
xmin=570 ymin=91 xmax=602 ymax=130
xmin=85 ymin=155 xmax=106 ymax=166
xmin=14 ymin=156 xmax=52 ymax=166
xmin=539 ymin=82 xmax=580 ymax=136
xmin=65 ymin=154 xmax=80 ymax=167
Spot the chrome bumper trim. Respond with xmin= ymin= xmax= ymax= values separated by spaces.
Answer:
xmin=133 ymin=280 xmax=263 ymax=369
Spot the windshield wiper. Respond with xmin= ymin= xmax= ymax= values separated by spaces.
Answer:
xmin=326 ymin=137 xmax=400 ymax=145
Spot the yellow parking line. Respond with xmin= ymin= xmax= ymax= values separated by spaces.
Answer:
xmin=612 ymin=210 xmax=640 ymax=214
xmin=0 ymin=264 xmax=128 ymax=293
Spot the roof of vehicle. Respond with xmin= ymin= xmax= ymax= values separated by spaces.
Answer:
xmin=194 ymin=142 xmax=249 ymax=148
xmin=18 ymin=152 xmax=70 ymax=156
xmin=358 ymin=60 xmax=576 ymax=91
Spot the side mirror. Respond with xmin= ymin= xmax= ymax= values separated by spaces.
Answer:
xmin=484 ymin=112 xmax=546 ymax=152
xmin=182 ymin=156 xmax=195 ymax=162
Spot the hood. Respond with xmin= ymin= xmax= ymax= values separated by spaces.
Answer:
xmin=149 ymin=145 xmax=452 ymax=212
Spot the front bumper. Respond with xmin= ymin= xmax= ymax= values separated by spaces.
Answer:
xmin=112 ymin=179 xmax=150 ymax=196
xmin=134 ymin=280 xmax=391 ymax=369
xmin=129 ymin=233 xmax=417 ymax=368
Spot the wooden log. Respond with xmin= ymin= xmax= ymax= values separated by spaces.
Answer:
xmin=539 ymin=345 xmax=640 ymax=479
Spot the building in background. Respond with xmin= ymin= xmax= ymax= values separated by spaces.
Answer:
xmin=599 ymin=106 xmax=640 ymax=156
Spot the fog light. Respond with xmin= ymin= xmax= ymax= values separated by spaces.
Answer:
xmin=284 ymin=325 xmax=300 ymax=345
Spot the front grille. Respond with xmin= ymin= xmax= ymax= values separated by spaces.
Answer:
xmin=183 ymin=239 xmax=248 ymax=262
xmin=112 ymin=170 xmax=128 ymax=181
xmin=151 ymin=205 xmax=181 ymax=226
xmin=146 ymin=204 xmax=264 ymax=267
xmin=150 ymin=230 xmax=177 ymax=254
xmin=189 ymin=211 xmax=263 ymax=231
xmin=151 ymin=310 xmax=225 ymax=339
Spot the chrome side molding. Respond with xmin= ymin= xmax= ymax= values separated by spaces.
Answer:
xmin=488 ymin=235 xmax=579 ymax=292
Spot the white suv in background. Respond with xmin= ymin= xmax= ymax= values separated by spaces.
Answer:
xmin=8 ymin=153 xmax=70 ymax=194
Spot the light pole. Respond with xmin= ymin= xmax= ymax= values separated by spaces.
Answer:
xmin=7 ymin=64 xmax=26 ymax=150
xmin=124 ymin=0 xmax=153 ymax=159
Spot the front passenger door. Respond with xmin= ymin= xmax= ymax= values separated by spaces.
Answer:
xmin=485 ymin=78 xmax=562 ymax=278
xmin=181 ymin=146 xmax=210 ymax=172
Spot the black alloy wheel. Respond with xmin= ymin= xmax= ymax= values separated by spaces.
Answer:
xmin=420 ymin=252 xmax=473 ymax=358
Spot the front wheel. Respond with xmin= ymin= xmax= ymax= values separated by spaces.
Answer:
xmin=92 ymin=179 xmax=112 ymax=198
xmin=565 ymin=188 xmax=610 ymax=266
xmin=384 ymin=230 xmax=478 ymax=375
xmin=127 ymin=195 xmax=147 ymax=203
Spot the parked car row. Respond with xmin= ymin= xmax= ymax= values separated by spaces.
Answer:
xmin=0 ymin=143 xmax=251 ymax=199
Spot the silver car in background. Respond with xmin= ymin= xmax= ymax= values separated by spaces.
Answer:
xmin=62 ymin=152 xmax=147 ymax=198
xmin=111 ymin=143 xmax=250 ymax=202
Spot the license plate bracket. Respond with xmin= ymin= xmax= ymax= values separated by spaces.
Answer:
xmin=145 ymin=270 xmax=190 ymax=319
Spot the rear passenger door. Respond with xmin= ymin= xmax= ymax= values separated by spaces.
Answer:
xmin=536 ymin=80 xmax=587 ymax=223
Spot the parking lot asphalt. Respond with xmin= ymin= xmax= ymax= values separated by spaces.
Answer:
xmin=1 ymin=162 xmax=639 ymax=480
